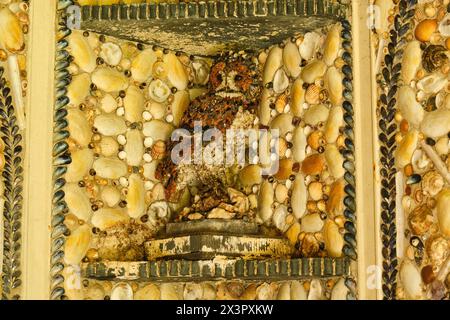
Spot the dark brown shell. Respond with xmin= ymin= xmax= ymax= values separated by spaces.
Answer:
xmin=422 ymin=45 xmax=448 ymax=73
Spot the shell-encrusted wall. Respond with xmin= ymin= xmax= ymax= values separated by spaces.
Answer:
xmin=53 ymin=0 xmax=356 ymax=299
xmin=374 ymin=0 xmax=450 ymax=300
xmin=0 ymin=0 xmax=29 ymax=300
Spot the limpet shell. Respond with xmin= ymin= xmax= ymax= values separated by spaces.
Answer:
xmin=397 ymin=86 xmax=424 ymax=127
xmin=421 ymin=109 xmax=450 ymax=138
xmin=131 ymin=49 xmax=157 ymax=83
xmin=290 ymin=78 xmax=306 ymax=117
xmin=283 ymin=41 xmax=301 ymax=78
xmin=94 ymin=114 xmax=127 ymax=136
xmin=291 ymin=174 xmax=307 ymax=219
xmin=92 ymin=67 xmax=129 ymax=93
xmin=100 ymin=42 xmax=122 ymax=67
xmin=93 ymin=157 xmax=128 ymax=179
xmin=66 ymin=148 xmax=94 ymax=183
xmin=127 ymin=174 xmax=146 ymax=219
xmin=124 ymin=85 xmax=145 ymax=123
xmin=399 ymin=260 xmax=423 ymax=300
xmin=164 ymin=53 xmax=189 ymax=91
xmin=263 ymin=46 xmax=283 ymax=85
xmin=324 ymin=106 xmax=344 ymax=144
xmin=415 ymin=19 xmax=437 ymax=42
xmin=68 ymin=30 xmax=96 ymax=73
xmin=299 ymin=32 xmax=321 ymax=61
xmin=172 ymin=90 xmax=190 ymax=126
xmin=325 ymin=145 xmax=345 ymax=179
xmin=143 ymin=120 xmax=174 ymax=141
xmin=148 ymin=79 xmax=171 ymax=103
xmin=91 ymin=208 xmax=129 ymax=230
xmin=303 ymin=105 xmax=329 ymax=126
xmin=258 ymin=180 xmax=274 ymax=223
xmin=300 ymin=60 xmax=327 ymax=84
xmin=67 ymin=73 xmax=91 ymax=107
xmin=402 ymin=41 xmax=422 ymax=84
xmin=67 ymin=108 xmax=92 ymax=147
xmin=323 ymin=24 xmax=341 ymax=66
xmin=101 ymin=185 xmax=121 ymax=207
xmin=301 ymin=213 xmax=324 ymax=233
xmin=99 ymin=136 xmax=119 ymax=157
xmin=64 ymin=183 xmax=93 ymax=222
xmin=395 ymin=130 xmax=418 ymax=169
xmin=324 ymin=67 xmax=343 ymax=106
xmin=64 ymin=224 xmax=91 ymax=265
xmin=111 ymin=283 xmax=134 ymax=301
xmin=323 ymin=220 xmax=344 ymax=258
xmin=273 ymin=68 xmax=289 ymax=94
xmin=437 ymin=189 xmax=450 ymax=236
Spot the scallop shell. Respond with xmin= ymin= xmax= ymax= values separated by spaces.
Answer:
xmin=421 ymin=109 xmax=450 ymax=138
xmin=263 ymin=46 xmax=283 ymax=85
xmin=127 ymin=174 xmax=146 ymax=219
xmin=283 ymin=41 xmax=301 ymax=78
xmin=100 ymin=42 xmax=122 ymax=67
xmin=164 ymin=53 xmax=189 ymax=91
xmin=303 ymin=104 xmax=329 ymax=126
xmin=172 ymin=90 xmax=190 ymax=126
xmin=92 ymin=67 xmax=129 ymax=93
xmin=125 ymin=130 xmax=144 ymax=166
xmin=397 ymin=86 xmax=424 ymax=127
xmin=99 ymin=136 xmax=119 ymax=157
xmin=324 ymin=106 xmax=344 ymax=144
xmin=324 ymin=67 xmax=343 ymax=106
xmin=402 ymin=41 xmax=422 ymax=84
xmin=143 ymin=120 xmax=174 ymax=141
xmin=0 ymin=7 xmax=24 ymax=53
xmin=64 ymin=183 xmax=93 ymax=222
xmin=395 ymin=130 xmax=418 ymax=169
xmin=291 ymin=78 xmax=306 ymax=117
xmin=100 ymin=185 xmax=121 ymax=207
xmin=324 ymin=24 xmax=341 ymax=66
xmin=91 ymin=208 xmax=129 ymax=230
xmin=305 ymin=84 xmax=320 ymax=105
xmin=437 ymin=189 xmax=450 ymax=236
xmin=273 ymin=68 xmax=289 ymax=94
xmin=325 ymin=144 xmax=345 ymax=179
xmin=258 ymin=180 xmax=274 ymax=223
xmin=66 ymin=148 xmax=94 ymax=183
xmin=93 ymin=157 xmax=128 ymax=179
xmin=299 ymin=32 xmax=321 ymax=61
xmin=148 ymin=79 xmax=171 ymax=103
xmin=67 ymin=108 xmax=93 ymax=147
xmin=300 ymin=60 xmax=327 ymax=84
xmin=67 ymin=73 xmax=91 ymax=107
xmin=111 ymin=283 xmax=134 ymax=300
xmin=68 ymin=31 xmax=96 ymax=73
xmin=324 ymin=220 xmax=344 ymax=258
xmin=64 ymin=224 xmax=91 ymax=265
xmin=399 ymin=260 xmax=423 ymax=299
xmin=124 ymin=85 xmax=145 ymax=123
xmin=94 ymin=114 xmax=127 ymax=136
xmin=291 ymin=174 xmax=307 ymax=219
xmin=131 ymin=49 xmax=157 ymax=83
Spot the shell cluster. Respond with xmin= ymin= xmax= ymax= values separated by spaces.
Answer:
xmin=375 ymin=0 xmax=450 ymax=300
xmin=65 ymin=277 xmax=351 ymax=301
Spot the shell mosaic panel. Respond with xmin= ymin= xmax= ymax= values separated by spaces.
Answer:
xmin=373 ymin=0 xmax=450 ymax=300
xmin=0 ymin=0 xmax=29 ymax=300
xmin=50 ymin=0 xmax=357 ymax=300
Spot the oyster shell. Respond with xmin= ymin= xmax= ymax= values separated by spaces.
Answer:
xmin=299 ymin=32 xmax=322 ymax=61
xmin=67 ymin=73 xmax=91 ymax=107
xmin=64 ymin=183 xmax=92 ymax=222
xmin=67 ymin=108 xmax=92 ymax=147
xmin=66 ymin=148 xmax=94 ymax=183
xmin=300 ymin=60 xmax=327 ymax=84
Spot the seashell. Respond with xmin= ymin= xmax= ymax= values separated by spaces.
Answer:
xmin=147 ymin=100 xmax=166 ymax=120
xmin=324 ymin=67 xmax=343 ymax=106
xmin=426 ymin=235 xmax=449 ymax=267
xmin=308 ymin=181 xmax=323 ymax=201
xmin=324 ymin=106 xmax=344 ymax=144
xmin=256 ymin=283 xmax=276 ymax=300
xmin=172 ymin=90 xmax=190 ymax=126
xmin=397 ymin=86 xmax=424 ymax=127
xmin=67 ymin=73 xmax=91 ymax=107
xmin=209 ymin=208 xmax=235 ymax=219
xmin=93 ymin=157 xmax=128 ymax=179
xmin=409 ymin=204 xmax=434 ymax=235
xmin=131 ymin=49 xmax=157 ymax=83
xmin=437 ymin=189 xmax=450 ymax=236
xmin=164 ymin=53 xmax=189 ymax=91
xmin=99 ymin=136 xmax=119 ymax=157
xmin=325 ymin=145 xmax=345 ymax=179
xmin=274 ymin=159 xmax=293 ymax=180
xmin=273 ymin=205 xmax=289 ymax=232
xmin=331 ymin=278 xmax=348 ymax=300
xmin=303 ymin=104 xmax=329 ymax=126
xmin=263 ymin=46 xmax=283 ymax=85
xmin=291 ymin=174 xmax=307 ymax=219
xmin=438 ymin=14 xmax=450 ymax=37
xmin=324 ymin=220 xmax=343 ymax=258
xmin=127 ymin=174 xmax=146 ymax=219
xmin=135 ymin=284 xmax=160 ymax=300
xmin=100 ymin=42 xmax=122 ymax=67
xmin=192 ymin=59 xmax=210 ymax=85
xmin=270 ymin=113 xmax=294 ymax=136
xmin=415 ymin=19 xmax=437 ymax=42
xmin=240 ymin=165 xmax=262 ymax=187
xmin=422 ymin=171 xmax=444 ymax=197
xmin=92 ymin=67 xmax=129 ymax=93
xmin=85 ymin=284 xmax=105 ymax=300
xmin=68 ymin=30 xmax=96 ymax=72
xmin=189 ymin=87 xmax=207 ymax=101
xmin=143 ymin=120 xmax=174 ymax=141
xmin=91 ymin=208 xmax=129 ymax=230
xmin=273 ymin=68 xmax=289 ymax=94
xmin=275 ymin=93 xmax=289 ymax=113
xmin=258 ymin=180 xmax=274 ymax=223
xmin=64 ymin=224 xmax=91 ymax=265
xmin=285 ymin=222 xmax=301 ymax=245
xmin=259 ymin=88 xmax=272 ymax=125
xmin=125 ymin=130 xmax=144 ymax=166
xmin=143 ymin=160 xmax=161 ymax=182
xmin=101 ymin=185 xmax=121 ymax=207
xmin=0 ymin=8 xmax=24 ymax=53
xmin=94 ymin=114 xmax=127 ymax=136
xmin=327 ymin=179 xmax=345 ymax=216
xmin=399 ymin=260 xmax=423 ymax=299
xmin=147 ymin=201 xmax=171 ymax=223
xmin=275 ymin=183 xmax=288 ymax=203
xmin=277 ymin=283 xmax=291 ymax=300
xmin=290 ymin=281 xmax=307 ymax=300
xmin=100 ymin=94 xmax=118 ymax=113
xmin=290 ymin=78 xmax=305 ymax=117
xmin=67 ymin=108 xmax=92 ymax=147
xmin=292 ymin=127 xmax=307 ymax=162
xmin=300 ymin=60 xmax=327 ymax=84
xmin=111 ymin=283 xmax=134 ymax=300
xmin=435 ymin=137 xmax=449 ymax=155
xmin=421 ymin=109 xmax=450 ymax=138
xmin=305 ymin=84 xmax=320 ymax=105
xmin=150 ymin=140 xmax=166 ymax=161
xmin=395 ymin=130 xmax=418 ymax=169
xmin=374 ymin=0 xmax=394 ymax=34
xmin=422 ymin=45 xmax=447 ymax=73
xmin=148 ymin=79 xmax=171 ymax=103
xmin=283 ymin=41 xmax=301 ymax=78
xmin=402 ymin=41 xmax=422 ymax=84
xmin=64 ymin=183 xmax=93 ymax=222
xmin=299 ymin=32 xmax=322 ymax=61
xmin=417 ymin=73 xmax=448 ymax=95
xmin=323 ymin=24 xmax=341 ymax=66
xmin=301 ymin=213 xmax=324 ymax=233
xmin=308 ymin=279 xmax=323 ymax=300
xmin=124 ymin=85 xmax=145 ymax=123
xmin=301 ymin=154 xmax=325 ymax=176
xmin=184 ymin=283 xmax=204 ymax=300
xmin=62 ymin=266 xmax=84 ymax=300
xmin=411 ymin=150 xmax=430 ymax=174
xmin=151 ymin=183 xmax=166 ymax=202
xmin=66 ymin=148 xmax=94 ymax=183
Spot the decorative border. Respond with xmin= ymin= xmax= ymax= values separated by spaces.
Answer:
xmin=50 ymin=0 xmax=75 ymax=300
xmin=378 ymin=0 xmax=417 ymax=300
xmin=0 ymin=67 xmax=24 ymax=300
xmin=79 ymin=0 xmax=349 ymax=22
